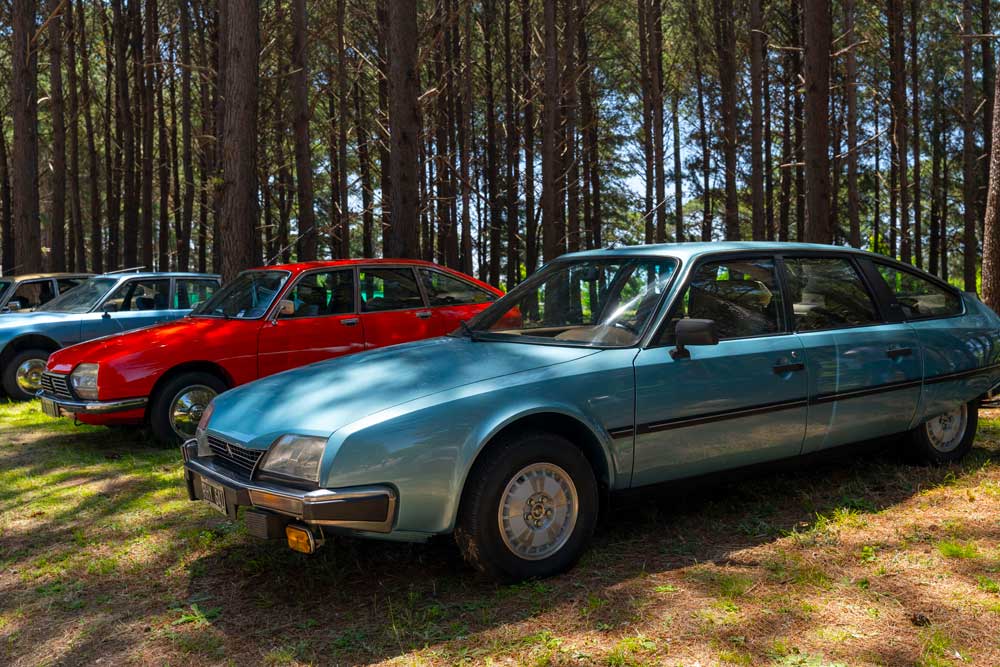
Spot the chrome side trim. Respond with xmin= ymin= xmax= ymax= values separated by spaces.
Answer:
xmin=36 ymin=390 xmax=148 ymax=414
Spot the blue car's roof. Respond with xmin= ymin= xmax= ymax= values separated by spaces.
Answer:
xmin=93 ymin=271 xmax=220 ymax=280
xmin=561 ymin=241 xmax=866 ymax=262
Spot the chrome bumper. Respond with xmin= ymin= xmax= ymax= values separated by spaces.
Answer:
xmin=181 ymin=439 xmax=397 ymax=533
xmin=36 ymin=390 xmax=148 ymax=414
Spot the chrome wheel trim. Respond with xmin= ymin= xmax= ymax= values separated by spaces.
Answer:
xmin=15 ymin=357 xmax=47 ymax=394
xmin=925 ymin=404 xmax=968 ymax=453
xmin=169 ymin=384 xmax=217 ymax=439
xmin=497 ymin=462 xmax=579 ymax=561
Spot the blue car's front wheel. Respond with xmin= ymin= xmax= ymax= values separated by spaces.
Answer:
xmin=456 ymin=431 xmax=598 ymax=582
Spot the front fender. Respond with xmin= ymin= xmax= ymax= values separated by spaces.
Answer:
xmin=321 ymin=348 xmax=637 ymax=534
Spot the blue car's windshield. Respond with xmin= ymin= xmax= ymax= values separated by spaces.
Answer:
xmin=191 ymin=270 xmax=288 ymax=319
xmin=38 ymin=277 xmax=120 ymax=314
xmin=466 ymin=257 xmax=678 ymax=347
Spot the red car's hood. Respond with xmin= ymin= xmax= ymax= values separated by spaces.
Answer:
xmin=47 ymin=317 xmax=239 ymax=373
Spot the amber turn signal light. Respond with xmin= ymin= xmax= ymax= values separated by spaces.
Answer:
xmin=285 ymin=524 xmax=316 ymax=554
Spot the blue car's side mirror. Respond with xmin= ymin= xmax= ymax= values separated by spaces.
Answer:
xmin=670 ymin=318 xmax=719 ymax=360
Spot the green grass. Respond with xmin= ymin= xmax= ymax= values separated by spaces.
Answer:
xmin=2 ymin=400 xmax=1000 ymax=665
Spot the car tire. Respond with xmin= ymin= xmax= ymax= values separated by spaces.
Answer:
xmin=2 ymin=348 xmax=51 ymax=401
xmin=149 ymin=372 xmax=227 ymax=446
xmin=455 ymin=431 xmax=599 ymax=583
xmin=904 ymin=400 xmax=978 ymax=466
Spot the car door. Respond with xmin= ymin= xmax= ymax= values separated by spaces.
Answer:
xmin=257 ymin=268 xmax=365 ymax=377
xmin=631 ymin=255 xmax=808 ymax=487
xmin=358 ymin=266 xmax=435 ymax=348
xmin=869 ymin=260 xmax=988 ymax=425
xmin=783 ymin=255 xmax=922 ymax=454
xmin=417 ymin=267 xmax=499 ymax=337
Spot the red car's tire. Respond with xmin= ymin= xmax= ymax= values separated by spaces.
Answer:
xmin=149 ymin=371 xmax=228 ymax=446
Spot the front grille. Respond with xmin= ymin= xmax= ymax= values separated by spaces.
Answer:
xmin=40 ymin=372 xmax=74 ymax=400
xmin=207 ymin=435 xmax=264 ymax=475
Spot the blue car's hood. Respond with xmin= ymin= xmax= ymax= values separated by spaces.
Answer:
xmin=0 ymin=310 xmax=75 ymax=333
xmin=207 ymin=336 xmax=600 ymax=447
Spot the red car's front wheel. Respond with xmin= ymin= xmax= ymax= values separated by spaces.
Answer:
xmin=149 ymin=371 xmax=228 ymax=445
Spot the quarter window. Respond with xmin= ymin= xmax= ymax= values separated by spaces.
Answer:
xmin=281 ymin=270 xmax=355 ymax=318
xmin=874 ymin=263 xmax=962 ymax=319
xmin=659 ymin=257 xmax=783 ymax=343
xmin=784 ymin=257 xmax=879 ymax=331
xmin=174 ymin=279 xmax=219 ymax=309
xmin=104 ymin=279 xmax=171 ymax=312
xmin=359 ymin=268 xmax=424 ymax=312
xmin=419 ymin=269 xmax=496 ymax=306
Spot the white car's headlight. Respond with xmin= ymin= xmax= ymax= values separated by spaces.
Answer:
xmin=259 ymin=435 xmax=326 ymax=482
xmin=70 ymin=363 xmax=100 ymax=400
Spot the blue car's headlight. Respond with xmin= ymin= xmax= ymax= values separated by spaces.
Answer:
xmin=259 ymin=435 xmax=326 ymax=482
xmin=70 ymin=364 xmax=100 ymax=400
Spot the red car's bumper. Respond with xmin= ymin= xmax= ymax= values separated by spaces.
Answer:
xmin=37 ymin=388 xmax=148 ymax=425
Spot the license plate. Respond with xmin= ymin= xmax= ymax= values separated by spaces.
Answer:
xmin=200 ymin=478 xmax=228 ymax=515
xmin=40 ymin=397 xmax=61 ymax=418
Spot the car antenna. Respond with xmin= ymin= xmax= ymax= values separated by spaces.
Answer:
xmin=266 ymin=226 xmax=315 ymax=266
xmin=105 ymin=266 xmax=146 ymax=274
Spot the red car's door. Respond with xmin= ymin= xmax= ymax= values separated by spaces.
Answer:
xmin=257 ymin=268 xmax=365 ymax=377
xmin=358 ymin=266 xmax=436 ymax=348
xmin=416 ymin=267 xmax=501 ymax=336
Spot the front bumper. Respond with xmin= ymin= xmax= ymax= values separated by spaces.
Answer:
xmin=181 ymin=439 xmax=397 ymax=534
xmin=36 ymin=389 xmax=148 ymax=414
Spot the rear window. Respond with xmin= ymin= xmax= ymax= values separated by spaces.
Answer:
xmin=874 ymin=263 xmax=963 ymax=319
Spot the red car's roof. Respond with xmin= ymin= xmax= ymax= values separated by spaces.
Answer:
xmin=250 ymin=259 xmax=503 ymax=294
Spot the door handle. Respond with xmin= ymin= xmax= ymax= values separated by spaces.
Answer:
xmin=415 ymin=311 xmax=432 ymax=319
xmin=773 ymin=362 xmax=805 ymax=374
xmin=340 ymin=317 xmax=359 ymax=326
xmin=886 ymin=347 xmax=913 ymax=359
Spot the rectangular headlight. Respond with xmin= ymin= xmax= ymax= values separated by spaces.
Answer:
xmin=70 ymin=364 xmax=100 ymax=400
xmin=259 ymin=435 xmax=326 ymax=483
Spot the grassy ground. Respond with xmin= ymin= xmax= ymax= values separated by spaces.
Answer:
xmin=1 ymin=402 xmax=999 ymax=666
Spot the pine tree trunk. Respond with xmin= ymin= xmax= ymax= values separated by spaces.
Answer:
xmin=802 ymin=0 xmax=832 ymax=243
xmin=563 ymin=0 xmax=580 ymax=252
xmin=157 ymin=62 xmax=171 ymax=270
xmin=541 ymin=0 xmax=561 ymax=261
xmin=779 ymin=51 xmax=792 ymax=243
xmin=982 ymin=0 xmax=994 ymax=240
xmin=178 ymin=0 xmax=194 ymax=271
xmin=672 ymin=91 xmax=683 ymax=241
xmin=79 ymin=0 xmax=101 ymax=271
xmin=354 ymin=74 xmax=375 ymax=259
xmin=962 ymin=0 xmax=978 ymax=290
xmin=889 ymin=0 xmax=910 ymax=262
xmin=910 ymin=0 xmax=922 ymax=267
xmin=141 ymin=0 xmax=156 ymax=268
xmin=650 ymin=0 xmax=666 ymax=243
xmin=0 ymin=112 xmax=12 ymax=272
xmin=504 ymin=0 xmax=520 ymax=286
xmin=66 ymin=0 xmax=85 ymax=271
xmin=291 ymin=0 xmax=316 ymax=260
xmin=638 ymin=0 xmax=654 ymax=244
xmin=713 ymin=0 xmax=739 ymax=240
xmin=385 ymin=0 xmax=421 ymax=258
xmin=749 ymin=0 xmax=765 ymax=240
xmin=48 ymin=0 xmax=67 ymax=271
xmin=337 ymin=0 xmax=350 ymax=258
xmin=11 ymin=0 xmax=42 ymax=273
xmin=845 ymin=0 xmax=860 ymax=247
xmin=521 ymin=0 xmax=538 ymax=273
xmin=929 ymin=71 xmax=942 ymax=276
xmin=792 ymin=0 xmax=804 ymax=241
xmin=460 ymin=0 xmax=474 ymax=272
xmin=764 ymin=45 xmax=774 ymax=240
xmin=218 ymin=0 xmax=259 ymax=281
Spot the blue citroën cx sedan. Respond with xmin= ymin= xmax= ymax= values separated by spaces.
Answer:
xmin=183 ymin=243 xmax=1000 ymax=581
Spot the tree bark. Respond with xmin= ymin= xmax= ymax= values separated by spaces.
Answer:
xmin=983 ymin=53 xmax=1000 ymax=311
xmin=11 ymin=0 xmax=42 ymax=273
xmin=48 ymin=0 xmax=67 ymax=271
xmin=962 ymin=0 xmax=978 ymax=290
xmin=638 ymin=0 xmax=654 ymax=244
xmin=713 ymin=0 xmax=739 ymax=240
xmin=178 ymin=0 xmax=194 ymax=270
xmin=0 ymin=112 xmax=12 ymax=273
xmin=802 ymin=0 xmax=831 ymax=244
xmin=336 ymin=0 xmax=350 ymax=258
xmin=845 ymin=0 xmax=860 ymax=247
xmin=355 ymin=72 xmax=375 ymax=259
xmin=749 ymin=0 xmax=765 ymax=240
xmin=66 ymin=0 xmax=85 ymax=270
xmin=504 ymin=0 xmax=520 ymax=286
xmin=649 ymin=0 xmax=666 ymax=243
xmin=290 ymin=0 xmax=316 ymax=261
xmin=888 ymin=0 xmax=910 ymax=262
xmin=779 ymin=50 xmax=792 ymax=243
xmin=521 ymin=0 xmax=538 ymax=274
xmin=218 ymin=0 xmax=259 ymax=281
xmin=385 ymin=0 xmax=421 ymax=258
xmin=142 ymin=0 xmax=156 ymax=268
xmin=929 ymin=70 xmax=942 ymax=276
xmin=79 ymin=0 xmax=101 ymax=272
xmin=484 ymin=0 xmax=502 ymax=285
xmin=982 ymin=0 xmax=994 ymax=240
xmin=541 ymin=0 xmax=561 ymax=261
xmin=910 ymin=0 xmax=922 ymax=267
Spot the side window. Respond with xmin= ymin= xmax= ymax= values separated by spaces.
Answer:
xmin=658 ymin=257 xmax=783 ymax=344
xmin=56 ymin=277 xmax=86 ymax=295
xmin=175 ymin=279 xmax=219 ymax=309
xmin=875 ymin=263 xmax=962 ymax=319
xmin=784 ymin=257 xmax=879 ymax=331
xmin=419 ymin=269 xmax=496 ymax=306
xmin=104 ymin=279 xmax=171 ymax=312
xmin=11 ymin=280 xmax=56 ymax=309
xmin=359 ymin=268 xmax=424 ymax=312
xmin=281 ymin=270 xmax=355 ymax=318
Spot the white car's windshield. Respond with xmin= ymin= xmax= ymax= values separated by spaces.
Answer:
xmin=38 ymin=277 xmax=120 ymax=314
xmin=466 ymin=257 xmax=678 ymax=347
xmin=191 ymin=270 xmax=288 ymax=319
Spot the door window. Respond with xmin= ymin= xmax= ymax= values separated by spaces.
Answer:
xmin=359 ymin=268 xmax=424 ymax=312
xmin=659 ymin=257 xmax=783 ymax=343
xmin=174 ymin=279 xmax=219 ymax=309
xmin=103 ymin=279 xmax=171 ymax=312
xmin=281 ymin=270 xmax=355 ymax=318
xmin=874 ymin=263 xmax=962 ymax=319
xmin=784 ymin=257 xmax=879 ymax=331
xmin=419 ymin=269 xmax=496 ymax=306
xmin=10 ymin=280 xmax=55 ymax=309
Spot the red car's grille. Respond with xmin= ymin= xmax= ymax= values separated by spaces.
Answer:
xmin=40 ymin=372 xmax=74 ymax=400
xmin=207 ymin=435 xmax=264 ymax=475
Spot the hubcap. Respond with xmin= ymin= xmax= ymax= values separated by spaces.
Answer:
xmin=925 ymin=404 xmax=968 ymax=453
xmin=497 ymin=462 xmax=579 ymax=561
xmin=15 ymin=358 xmax=46 ymax=394
xmin=169 ymin=385 xmax=217 ymax=439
